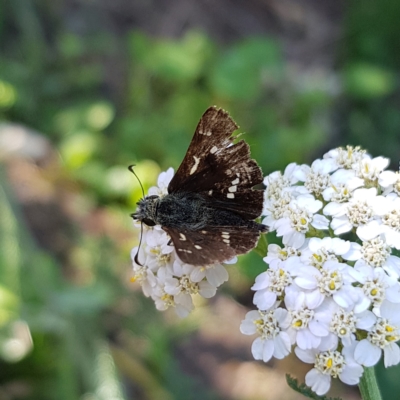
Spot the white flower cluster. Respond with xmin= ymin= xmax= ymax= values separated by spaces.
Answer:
xmin=131 ymin=168 xmax=234 ymax=318
xmin=241 ymin=146 xmax=400 ymax=395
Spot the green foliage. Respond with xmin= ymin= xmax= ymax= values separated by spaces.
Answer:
xmin=210 ymin=37 xmax=283 ymax=100
xmin=343 ymin=63 xmax=395 ymax=99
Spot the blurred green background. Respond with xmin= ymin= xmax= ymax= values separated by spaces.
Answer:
xmin=1 ymin=0 xmax=400 ymax=399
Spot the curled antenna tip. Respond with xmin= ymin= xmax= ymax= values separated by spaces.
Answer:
xmin=134 ymin=251 xmax=143 ymax=266
xmin=134 ymin=221 xmax=144 ymax=266
xmin=128 ymin=164 xmax=145 ymax=197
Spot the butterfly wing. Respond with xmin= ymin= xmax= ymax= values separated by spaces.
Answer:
xmin=168 ymin=106 xmax=264 ymax=220
xmin=163 ymin=225 xmax=262 ymax=266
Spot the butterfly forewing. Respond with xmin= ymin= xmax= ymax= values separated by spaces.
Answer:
xmin=168 ymin=106 xmax=264 ymax=219
xmin=168 ymin=107 xmax=238 ymax=193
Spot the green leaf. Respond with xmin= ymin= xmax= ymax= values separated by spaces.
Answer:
xmin=210 ymin=37 xmax=282 ymax=100
xmin=344 ymin=63 xmax=395 ymax=99
xmin=286 ymin=375 xmax=343 ymax=400
xmin=253 ymin=232 xmax=268 ymax=258
xmin=130 ymin=31 xmax=212 ymax=83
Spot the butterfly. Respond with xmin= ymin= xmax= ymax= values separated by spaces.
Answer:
xmin=132 ymin=106 xmax=268 ymax=266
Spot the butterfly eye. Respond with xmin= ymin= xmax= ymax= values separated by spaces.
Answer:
xmin=142 ymin=218 xmax=156 ymax=227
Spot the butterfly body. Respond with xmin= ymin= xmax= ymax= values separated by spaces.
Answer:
xmin=136 ymin=192 xmax=266 ymax=232
xmin=133 ymin=106 xmax=268 ymax=266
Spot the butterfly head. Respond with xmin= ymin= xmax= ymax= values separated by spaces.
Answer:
xmin=132 ymin=195 xmax=160 ymax=227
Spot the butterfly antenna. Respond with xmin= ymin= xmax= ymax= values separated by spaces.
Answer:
xmin=129 ymin=165 xmax=145 ymax=266
xmin=128 ymin=164 xmax=145 ymax=197
xmin=134 ymin=221 xmax=144 ymax=266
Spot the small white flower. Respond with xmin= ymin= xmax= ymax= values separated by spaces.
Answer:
xmin=262 ymin=191 xmax=293 ymax=230
xmin=263 ymin=243 xmax=303 ymax=268
xmin=354 ymin=301 xmax=400 ymax=367
xmin=295 ymin=341 xmax=364 ymax=395
xmin=145 ymin=229 xmax=175 ymax=271
xmin=252 ymin=259 xmax=295 ymax=310
xmin=381 ymin=193 xmax=400 ymax=218
xmin=330 ymin=308 xmax=375 ymax=347
xmin=295 ymin=260 xmax=358 ymax=310
xmin=294 ymin=158 xmax=337 ymax=196
xmin=361 ymin=236 xmax=391 ymax=268
xmin=300 ymin=237 xmax=352 ymax=269
xmin=263 ymin=163 xmax=300 ymax=200
xmin=349 ymin=264 xmax=400 ymax=314
xmin=313 ymin=298 xmax=376 ymax=350
xmin=376 ymin=195 xmax=400 ymax=249
xmin=323 ymin=145 xmax=366 ymax=169
xmin=324 ymin=187 xmax=382 ymax=237
xmin=284 ymin=288 xmax=329 ymax=350
xmin=275 ymin=195 xmax=329 ymax=248
xmin=240 ymin=308 xmax=292 ymax=362
xmin=379 ymin=170 xmax=400 ymax=195
xmin=148 ymin=167 xmax=174 ymax=197
xmin=347 ymin=235 xmax=400 ymax=278
xmin=189 ymin=262 xmax=229 ymax=287
xmin=151 ymin=267 xmax=181 ymax=313
xmin=355 ymin=156 xmax=389 ymax=182
xmin=152 ymin=287 xmax=176 ymax=312
xmin=131 ymin=247 xmax=157 ymax=297
xmin=322 ymin=169 xmax=364 ymax=203
xmin=166 ymin=261 xmax=217 ymax=299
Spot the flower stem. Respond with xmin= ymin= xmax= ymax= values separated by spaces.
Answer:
xmin=359 ymin=367 xmax=382 ymax=400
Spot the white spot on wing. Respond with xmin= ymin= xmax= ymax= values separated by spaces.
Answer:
xmin=210 ymin=146 xmax=218 ymax=154
xmin=180 ymin=248 xmax=192 ymax=253
xmin=206 ymin=131 xmax=212 ymax=136
xmin=223 ymin=239 xmax=230 ymax=244
xmin=221 ymin=233 xmax=230 ymax=239
xmin=194 ymin=245 xmax=202 ymax=250
xmin=231 ymin=178 xmax=239 ymax=185
xmin=190 ymin=156 xmax=200 ymax=175
xmin=227 ymin=193 xmax=235 ymax=199
xmin=228 ymin=185 xmax=237 ymax=192
xmin=179 ymin=233 xmax=186 ymax=241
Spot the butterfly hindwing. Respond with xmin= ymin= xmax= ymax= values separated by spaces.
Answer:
xmin=168 ymin=106 xmax=264 ymax=219
xmin=163 ymin=225 xmax=262 ymax=266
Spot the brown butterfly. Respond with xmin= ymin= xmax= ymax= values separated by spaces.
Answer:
xmin=132 ymin=106 xmax=267 ymax=265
